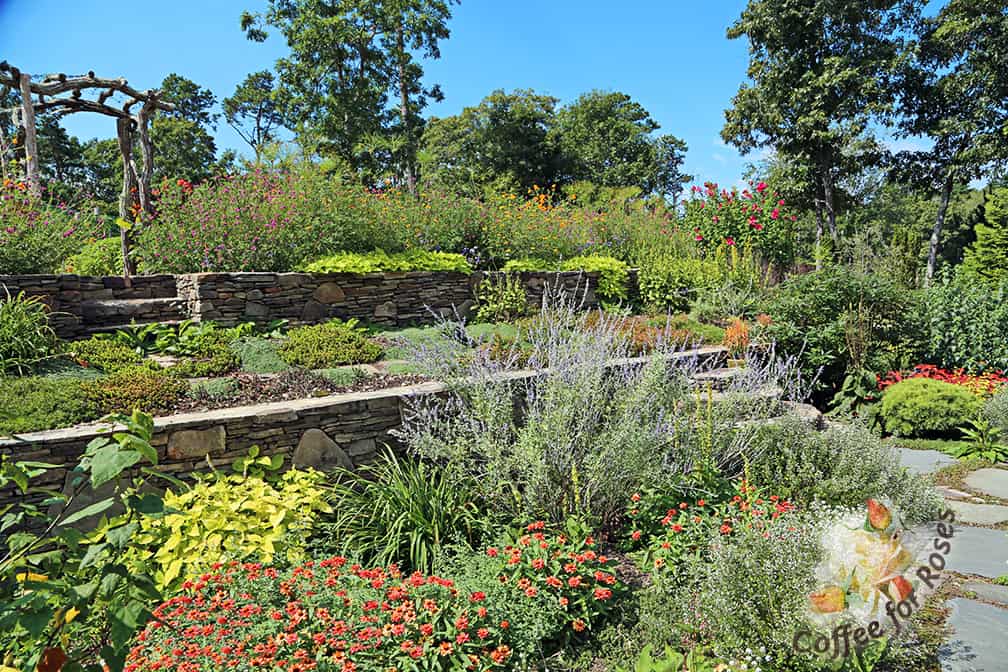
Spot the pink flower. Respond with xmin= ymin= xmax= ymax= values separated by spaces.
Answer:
xmin=695 ymin=233 xmax=703 ymax=241
xmin=748 ymin=215 xmax=757 ymax=226
xmin=771 ymin=208 xmax=780 ymax=219
xmin=725 ymin=237 xmax=735 ymax=246
xmin=756 ymin=181 xmax=768 ymax=193
xmin=778 ymin=199 xmax=785 ymax=206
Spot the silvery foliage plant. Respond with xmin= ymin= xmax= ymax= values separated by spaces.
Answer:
xmin=395 ymin=277 xmax=813 ymax=529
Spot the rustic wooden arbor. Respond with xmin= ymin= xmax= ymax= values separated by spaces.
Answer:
xmin=0 ymin=62 xmax=174 ymax=276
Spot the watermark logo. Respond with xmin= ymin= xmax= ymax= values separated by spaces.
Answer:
xmin=793 ymin=500 xmax=955 ymax=660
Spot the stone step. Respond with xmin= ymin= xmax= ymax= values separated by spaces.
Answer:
xmin=84 ymin=319 xmax=185 ymax=336
xmin=80 ymin=297 xmax=185 ymax=328
xmin=690 ymin=366 xmax=745 ymax=390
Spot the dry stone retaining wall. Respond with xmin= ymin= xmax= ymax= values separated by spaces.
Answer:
xmin=1 ymin=269 xmax=605 ymax=337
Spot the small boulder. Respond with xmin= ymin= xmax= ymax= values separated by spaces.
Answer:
xmin=293 ymin=429 xmax=353 ymax=471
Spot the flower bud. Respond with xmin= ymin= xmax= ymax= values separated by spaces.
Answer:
xmin=866 ymin=499 xmax=892 ymax=531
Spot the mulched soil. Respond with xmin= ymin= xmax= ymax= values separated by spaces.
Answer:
xmin=171 ymin=369 xmax=429 ymax=415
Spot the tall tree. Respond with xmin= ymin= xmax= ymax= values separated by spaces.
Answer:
xmin=722 ymin=0 xmax=921 ymax=255
xmin=241 ymin=0 xmax=457 ymax=189
xmin=895 ymin=0 xmax=1008 ymax=282
xmin=420 ymin=89 xmax=562 ymax=196
xmin=224 ymin=71 xmax=284 ymax=161
xmin=152 ymin=74 xmax=221 ymax=181
xmin=553 ymin=90 xmax=662 ymax=191
xmin=652 ymin=134 xmax=692 ymax=207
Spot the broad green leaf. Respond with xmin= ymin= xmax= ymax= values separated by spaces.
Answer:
xmin=58 ymin=498 xmax=116 ymax=527
xmin=89 ymin=445 xmax=141 ymax=488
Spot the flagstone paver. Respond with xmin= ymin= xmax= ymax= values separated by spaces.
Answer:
xmin=964 ymin=468 xmax=1008 ymax=501
xmin=947 ymin=501 xmax=1008 ymax=525
xmin=899 ymin=447 xmax=956 ymax=475
xmin=913 ymin=524 xmax=1008 ymax=579
xmin=939 ymin=598 xmax=1008 ymax=672
xmin=962 ymin=582 xmax=1008 ymax=606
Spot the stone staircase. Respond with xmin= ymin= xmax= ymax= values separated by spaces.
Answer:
xmin=78 ymin=295 xmax=187 ymax=336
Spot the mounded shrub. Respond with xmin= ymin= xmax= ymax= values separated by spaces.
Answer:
xmin=82 ymin=364 xmax=188 ymax=415
xmin=0 ymin=377 xmax=99 ymax=435
xmin=279 ymin=320 xmax=383 ymax=369
xmin=65 ymin=337 xmax=142 ymax=373
xmin=880 ymin=378 xmax=981 ymax=438
xmin=636 ymin=254 xmax=722 ymax=313
xmin=61 ymin=237 xmax=123 ymax=276
xmin=760 ymin=268 xmax=923 ymax=397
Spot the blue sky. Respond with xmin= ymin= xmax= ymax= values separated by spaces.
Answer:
xmin=1 ymin=0 xmax=760 ymax=187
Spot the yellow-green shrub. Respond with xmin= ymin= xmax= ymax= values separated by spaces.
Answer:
xmin=128 ymin=468 xmax=331 ymax=590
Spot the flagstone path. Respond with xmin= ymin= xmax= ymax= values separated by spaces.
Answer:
xmin=899 ymin=448 xmax=1008 ymax=672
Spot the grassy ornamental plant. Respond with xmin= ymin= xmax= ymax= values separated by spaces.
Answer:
xmin=0 ymin=289 xmax=58 ymax=375
xmin=279 ymin=319 xmax=384 ymax=368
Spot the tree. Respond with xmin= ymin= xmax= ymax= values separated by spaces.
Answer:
xmin=553 ymin=90 xmax=661 ymax=191
xmin=895 ymin=0 xmax=1008 ymax=282
xmin=152 ymin=74 xmax=221 ymax=181
xmin=722 ymin=0 xmax=921 ymax=255
xmin=224 ymin=71 xmax=284 ymax=161
xmin=242 ymin=0 xmax=458 ymax=189
xmin=420 ymin=89 xmax=562 ymax=196
xmin=652 ymin=134 xmax=691 ymax=207
xmin=963 ymin=186 xmax=1008 ymax=282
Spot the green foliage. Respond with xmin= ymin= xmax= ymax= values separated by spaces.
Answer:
xmin=962 ymin=184 xmax=1008 ymax=284
xmin=127 ymin=465 xmax=331 ymax=590
xmin=983 ymin=385 xmax=1008 ymax=434
xmin=743 ymin=415 xmax=942 ymax=523
xmin=921 ymin=270 xmax=1008 ymax=372
xmin=223 ymin=70 xmax=283 ymax=160
xmin=82 ymin=365 xmax=188 ymax=415
xmin=0 ymin=289 xmax=58 ymax=375
xmin=314 ymin=450 xmax=494 ymax=573
xmin=0 ymin=180 xmax=102 ymax=274
xmin=61 ymin=236 xmax=124 ymax=276
xmin=301 ymin=249 xmax=472 ymax=274
xmin=880 ymin=378 xmax=982 ymax=438
xmin=421 ymin=89 xmax=564 ymax=197
xmin=188 ymin=376 xmax=239 ymax=400
xmin=761 ymin=269 xmax=923 ymax=396
xmin=279 ymin=320 xmax=383 ymax=369
xmin=231 ymin=336 xmax=290 ymax=374
xmin=560 ymin=255 xmax=629 ymax=304
xmin=66 ymin=336 xmax=143 ymax=373
xmin=949 ymin=416 xmax=1008 ymax=463
xmin=315 ymin=366 xmax=368 ymax=387
xmin=0 ymin=376 xmax=99 ymax=435
xmin=169 ymin=338 xmax=240 ymax=378
xmin=637 ymin=253 xmax=722 ymax=313
xmin=474 ymin=273 xmax=530 ymax=323
xmin=616 ymin=645 xmax=722 ymax=672
xmin=0 ymin=410 xmax=164 ymax=671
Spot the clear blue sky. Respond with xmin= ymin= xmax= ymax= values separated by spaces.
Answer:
xmin=1 ymin=0 xmax=759 ymax=188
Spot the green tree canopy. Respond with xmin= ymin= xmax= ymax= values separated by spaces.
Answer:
xmin=224 ymin=71 xmax=285 ymax=161
xmin=552 ymin=90 xmax=661 ymax=192
xmin=723 ymin=0 xmax=921 ymax=246
xmin=242 ymin=0 xmax=457 ymax=187
xmin=420 ymin=88 xmax=562 ymax=196
xmin=153 ymin=74 xmax=225 ymax=181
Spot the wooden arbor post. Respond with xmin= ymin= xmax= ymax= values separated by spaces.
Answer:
xmin=0 ymin=62 xmax=174 ymax=278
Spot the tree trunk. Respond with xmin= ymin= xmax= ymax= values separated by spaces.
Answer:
xmin=18 ymin=73 xmax=41 ymax=197
xmin=116 ymin=117 xmax=138 ymax=279
xmin=926 ymin=170 xmax=954 ymax=285
xmin=822 ymin=171 xmax=837 ymax=243
xmin=397 ymin=23 xmax=416 ymax=195
xmin=814 ymin=197 xmax=825 ymax=271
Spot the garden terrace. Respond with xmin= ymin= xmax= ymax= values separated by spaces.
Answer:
xmin=0 ymin=269 xmax=613 ymax=339
xmin=0 ymin=345 xmax=728 ymax=513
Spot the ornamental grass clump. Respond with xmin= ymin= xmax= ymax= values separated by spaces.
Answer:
xmin=0 ymin=289 xmax=58 ymax=375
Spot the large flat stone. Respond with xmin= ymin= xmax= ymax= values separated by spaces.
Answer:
xmin=167 ymin=426 xmax=226 ymax=460
xmin=293 ymin=429 xmax=353 ymax=471
xmin=964 ymin=469 xmax=1008 ymax=501
xmin=923 ymin=525 xmax=1008 ymax=579
xmin=939 ymin=598 xmax=1008 ymax=672
xmin=947 ymin=501 xmax=1008 ymax=526
xmin=899 ymin=448 xmax=956 ymax=475
xmin=962 ymin=582 xmax=1008 ymax=607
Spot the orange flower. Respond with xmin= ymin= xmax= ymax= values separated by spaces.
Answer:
xmin=437 ymin=641 xmax=454 ymax=656
xmin=572 ymin=618 xmax=586 ymax=632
